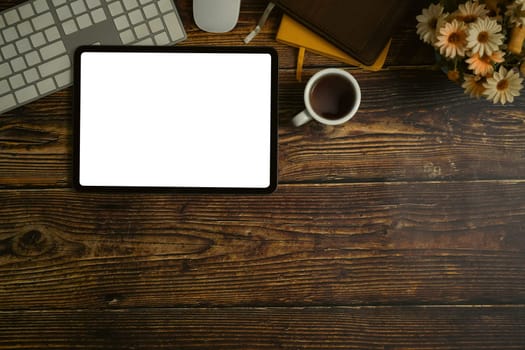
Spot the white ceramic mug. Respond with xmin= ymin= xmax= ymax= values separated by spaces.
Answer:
xmin=292 ymin=68 xmax=361 ymax=127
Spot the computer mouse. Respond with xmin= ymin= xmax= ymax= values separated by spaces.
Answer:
xmin=193 ymin=0 xmax=241 ymax=33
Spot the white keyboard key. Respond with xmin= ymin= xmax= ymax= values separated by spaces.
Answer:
xmin=123 ymin=0 xmax=139 ymax=10
xmin=38 ymin=55 xmax=70 ymax=77
xmin=10 ymin=57 xmax=27 ymax=72
xmin=114 ymin=15 xmax=129 ymax=30
xmin=71 ymin=0 xmax=87 ymax=15
xmin=154 ymin=32 xmax=169 ymax=45
xmin=2 ymin=43 xmax=17 ymax=60
xmin=36 ymin=77 xmax=56 ymax=94
xmin=62 ymin=19 xmax=78 ymax=35
xmin=32 ymin=12 xmax=54 ymax=31
xmin=134 ymin=23 xmax=148 ymax=39
xmin=56 ymin=5 xmax=73 ymax=21
xmin=0 ymin=94 xmax=16 ymax=111
xmin=163 ymin=12 xmax=184 ymax=41
xmin=158 ymin=0 xmax=173 ymax=13
xmin=24 ymin=68 xmax=39 ymax=83
xmin=86 ymin=0 xmax=102 ymax=9
xmin=15 ymin=85 xmax=38 ymax=103
xmin=0 ymin=62 xmax=13 ymax=79
xmin=52 ymin=0 xmax=68 ymax=6
xmin=0 ymin=80 xmax=9 ymax=95
xmin=18 ymin=4 xmax=35 ymax=19
xmin=15 ymin=38 xmax=32 ymax=54
xmin=143 ymin=3 xmax=158 ymax=18
xmin=40 ymin=40 xmax=66 ymax=60
xmin=54 ymin=70 xmax=71 ymax=87
xmin=33 ymin=0 xmax=50 ymax=14
xmin=76 ymin=13 xmax=93 ymax=29
xmin=30 ymin=32 xmax=46 ymax=47
xmin=25 ymin=51 xmax=41 ymax=66
xmin=2 ymin=27 xmax=19 ymax=43
xmin=119 ymin=29 xmax=135 ymax=44
xmin=17 ymin=21 xmax=33 ymax=37
xmin=148 ymin=18 xmax=163 ymax=33
xmin=129 ymin=9 xmax=144 ymax=24
xmin=9 ymin=74 xmax=24 ymax=89
xmin=91 ymin=8 xmax=106 ymax=23
xmin=108 ymin=2 xmax=124 ymax=16
xmin=139 ymin=0 xmax=153 ymax=4
xmin=4 ymin=9 xmax=20 ymax=26
xmin=45 ymin=27 xmax=60 ymax=42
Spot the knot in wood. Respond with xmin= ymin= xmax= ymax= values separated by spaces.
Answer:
xmin=21 ymin=230 xmax=42 ymax=246
xmin=11 ymin=229 xmax=53 ymax=257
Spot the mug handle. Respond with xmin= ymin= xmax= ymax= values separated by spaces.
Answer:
xmin=292 ymin=110 xmax=313 ymax=127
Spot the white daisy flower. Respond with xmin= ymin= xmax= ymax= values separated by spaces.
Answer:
xmin=467 ymin=17 xmax=504 ymax=57
xmin=417 ymin=3 xmax=447 ymax=44
xmin=462 ymin=74 xmax=486 ymax=98
xmin=483 ymin=66 xmax=524 ymax=104
xmin=454 ymin=0 xmax=489 ymax=23
xmin=435 ymin=19 xmax=468 ymax=58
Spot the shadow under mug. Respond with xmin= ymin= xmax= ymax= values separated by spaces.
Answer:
xmin=292 ymin=68 xmax=361 ymax=127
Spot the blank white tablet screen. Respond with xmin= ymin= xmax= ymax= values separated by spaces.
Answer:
xmin=79 ymin=51 xmax=273 ymax=189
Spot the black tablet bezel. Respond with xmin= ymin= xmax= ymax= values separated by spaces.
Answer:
xmin=73 ymin=46 xmax=278 ymax=194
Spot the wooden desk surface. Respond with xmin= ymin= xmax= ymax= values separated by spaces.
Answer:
xmin=1 ymin=0 xmax=524 ymax=348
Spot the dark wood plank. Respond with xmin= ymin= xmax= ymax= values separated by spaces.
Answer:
xmin=1 ymin=0 xmax=524 ymax=349
xmin=0 ymin=98 xmax=72 ymax=188
xmin=1 ymin=182 xmax=524 ymax=309
xmin=0 ymin=306 xmax=524 ymax=349
xmin=2 ymin=69 xmax=525 ymax=188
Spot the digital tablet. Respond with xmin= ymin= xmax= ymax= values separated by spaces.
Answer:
xmin=73 ymin=46 xmax=278 ymax=193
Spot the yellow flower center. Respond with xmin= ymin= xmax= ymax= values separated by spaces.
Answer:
xmin=478 ymin=31 xmax=489 ymax=43
xmin=497 ymin=79 xmax=509 ymax=91
xmin=481 ymin=54 xmax=491 ymax=64
xmin=448 ymin=32 xmax=463 ymax=44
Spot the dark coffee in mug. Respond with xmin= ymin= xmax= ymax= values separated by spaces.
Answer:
xmin=309 ymin=73 xmax=355 ymax=119
xmin=292 ymin=68 xmax=361 ymax=127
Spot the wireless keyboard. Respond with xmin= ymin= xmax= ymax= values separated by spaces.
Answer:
xmin=0 ymin=0 xmax=186 ymax=115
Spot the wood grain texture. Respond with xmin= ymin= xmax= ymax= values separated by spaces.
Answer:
xmin=1 ymin=183 xmax=524 ymax=309
xmin=2 ymin=69 xmax=525 ymax=188
xmin=1 ymin=0 xmax=524 ymax=348
xmin=1 ymin=306 xmax=524 ymax=349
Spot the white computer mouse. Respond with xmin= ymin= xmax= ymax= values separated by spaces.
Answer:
xmin=193 ymin=0 xmax=241 ymax=33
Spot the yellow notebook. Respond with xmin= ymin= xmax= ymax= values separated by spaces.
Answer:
xmin=276 ymin=14 xmax=390 ymax=79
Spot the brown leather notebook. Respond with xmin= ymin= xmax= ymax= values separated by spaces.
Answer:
xmin=272 ymin=0 xmax=411 ymax=66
